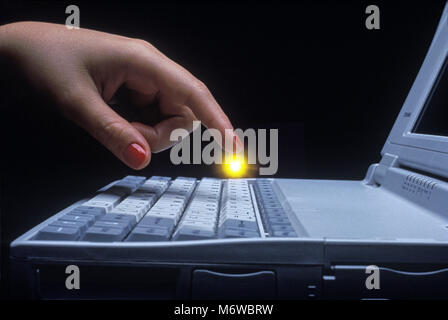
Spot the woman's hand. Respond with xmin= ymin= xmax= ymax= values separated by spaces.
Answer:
xmin=0 ymin=21 xmax=242 ymax=169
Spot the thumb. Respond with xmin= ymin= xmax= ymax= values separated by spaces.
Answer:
xmin=63 ymin=88 xmax=151 ymax=169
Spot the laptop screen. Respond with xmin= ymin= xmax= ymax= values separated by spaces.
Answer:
xmin=413 ymin=57 xmax=448 ymax=137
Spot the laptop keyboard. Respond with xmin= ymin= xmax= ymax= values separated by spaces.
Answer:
xmin=33 ymin=176 xmax=297 ymax=242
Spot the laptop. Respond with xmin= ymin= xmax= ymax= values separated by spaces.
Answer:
xmin=8 ymin=3 xmax=448 ymax=300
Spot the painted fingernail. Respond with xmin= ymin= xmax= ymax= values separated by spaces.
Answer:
xmin=124 ymin=143 xmax=146 ymax=168
xmin=234 ymin=133 xmax=244 ymax=154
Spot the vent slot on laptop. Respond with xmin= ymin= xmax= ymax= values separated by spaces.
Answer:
xmin=400 ymin=164 xmax=448 ymax=185
xmin=401 ymin=172 xmax=437 ymax=201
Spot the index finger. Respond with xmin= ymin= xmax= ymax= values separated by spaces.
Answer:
xmin=184 ymin=80 xmax=243 ymax=153
xmin=123 ymin=41 xmax=243 ymax=152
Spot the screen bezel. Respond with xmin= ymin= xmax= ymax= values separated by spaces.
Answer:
xmin=381 ymin=4 xmax=448 ymax=177
xmin=412 ymin=55 xmax=448 ymax=137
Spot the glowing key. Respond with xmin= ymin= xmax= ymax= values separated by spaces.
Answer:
xmin=223 ymin=155 xmax=247 ymax=178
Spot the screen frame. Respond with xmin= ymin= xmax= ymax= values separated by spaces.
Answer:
xmin=412 ymin=54 xmax=448 ymax=137
xmin=381 ymin=3 xmax=448 ymax=177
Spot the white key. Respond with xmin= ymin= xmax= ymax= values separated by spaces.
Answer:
xmin=179 ymin=220 xmax=215 ymax=232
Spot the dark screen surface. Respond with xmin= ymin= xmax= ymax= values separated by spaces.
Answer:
xmin=413 ymin=57 xmax=448 ymax=137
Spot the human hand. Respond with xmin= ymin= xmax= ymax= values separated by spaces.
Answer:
xmin=0 ymin=21 xmax=242 ymax=169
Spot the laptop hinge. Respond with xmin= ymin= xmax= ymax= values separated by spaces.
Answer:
xmin=363 ymin=153 xmax=399 ymax=187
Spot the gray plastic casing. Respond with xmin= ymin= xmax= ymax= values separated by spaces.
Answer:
xmin=382 ymin=2 xmax=448 ymax=178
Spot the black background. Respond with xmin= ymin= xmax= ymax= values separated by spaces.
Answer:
xmin=0 ymin=0 xmax=446 ymax=297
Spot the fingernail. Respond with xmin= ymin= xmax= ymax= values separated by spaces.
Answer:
xmin=124 ymin=143 xmax=146 ymax=168
xmin=234 ymin=134 xmax=244 ymax=154
xmin=223 ymin=130 xmax=243 ymax=153
xmin=223 ymin=130 xmax=235 ymax=153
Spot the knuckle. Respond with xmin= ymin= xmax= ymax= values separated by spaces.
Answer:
xmin=185 ymin=79 xmax=212 ymax=105
xmin=205 ymin=116 xmax=220 ymax=129
xmin=97 ymin=119 xmax=127 ymax=148
xmin=191 ymin=79 xmax=209 ymax=96
xmin=125 ymin=38 xmax=154 ymax=57
xmin=132 ymin=38 xmax=152 ymax=48
xmin=178 ymin=106 xmax=195 ymax=119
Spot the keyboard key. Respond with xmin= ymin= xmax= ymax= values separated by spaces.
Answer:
xmin=127 ymin=192 xmax=156 ymax=204
xmin=100 ymin=213 xmax=137 ymax=227
xmin=82 ymin=226 xmax=128 ymax=242
xmin=126 ymin=226 xmax=170 ymax=241
xmin=173 ymin=226 xmax=215 ymax=241
xmin=176 ymin=176 xmax=197 ymax=181
xmin=268 ymin=217 xmax=290 ymax=224
xmin=50 ymin=220 xmax=89 ymax=233
xmin=138 ymin=216 xmax=175 ymax=233
xmin=219 ymin=219 xmax=258 ymax=232
xmin=264 ymin=213 xmax=287 ymax=220
xmin=90 ymin=192 xmax=123 ymax=204
xmin=110 ymin=206 xmax=147 ymax=222
xmin=123 ymin=175 xmax=146 ymax=182
xmin=138 ymin=180 xmax=169 ymax=196
xmin=271 ymin=225 xmax=295 ymax=232
xmin=146 ymin=211 xmax=178 ymax=222
xmin=70 ymin=206 xmax=106 ymax=217
xmin=264 ymin=208 xmax=286 ymax=215
xmin=35 ymin=225 xmax=81 ymax=241
xmin=106 ymin=176 xmax=145 ymax=196
xmin=66 ymin=209 xmax=102 ymax=221
xmin=272 ymin=230 xmax=297 ymax=237
xmin=93 ymin=220 xmax=133 ymax=233
xmin=183 ymin=214 xmax=216 ymax=224
xmin=220 ymin=228 xmax=259 ymax=239
xmin=178 ymin=220 xmax=215 ymax=232
xmin=108 ymin=188 xmax=157 ymax=222
xmin=220 ymin=214 xmax=256 ymax=223
xmin=150 ymin=176 xmax=171 ymax=181
xmin=81 ymin=192 xmax=122 ymax=212
xmin=59 ymin=214 xmax=95 ymax=227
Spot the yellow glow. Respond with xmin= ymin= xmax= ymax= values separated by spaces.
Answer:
xmin=230 ymin=160 xmax=242 ymax=172
xmin=222 ymin=154 xmax=247 ymax=177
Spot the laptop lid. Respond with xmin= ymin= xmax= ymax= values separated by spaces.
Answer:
xmin=382 ymin=2 xmax=448 ymax=178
